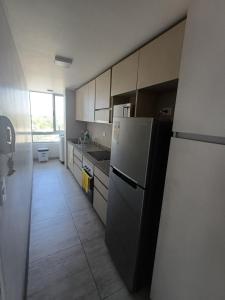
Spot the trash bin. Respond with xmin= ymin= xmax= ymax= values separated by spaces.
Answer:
xmin=37 ymin=147 xmax=49 ymax=162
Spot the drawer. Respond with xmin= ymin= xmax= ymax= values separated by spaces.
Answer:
xmin=74 ymin=155 xmax=82 ymax=169
xmin=73 ymin=163 xmax=82 ymax=187
xmin=94 ymin=176 xmax=108 ymax=200
xmin=94 ymin=166 xmax=109 ymax=188
xmin=93 ymin=188 xmax=107 ymax=225
xmin=74 ymin=146 xmax=82 ymax=161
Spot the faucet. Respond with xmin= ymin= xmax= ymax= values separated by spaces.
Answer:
xmin=78 ymin=130 xmax=90 ymax=146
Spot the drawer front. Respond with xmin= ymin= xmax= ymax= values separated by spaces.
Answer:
xmin=74 ymin=146 xmax=82 ymax=161
xmin=74 ymin=155 xmax=82 ymax=169
xmin=73 ymin=164 xmax=82 ymax=187
xmin=94 ymin=176 xmax=108 ymax=200
xmin=93 ymin=188 xmax=107 ymax=225
xmin=94 ymin=167 xmax=109 ymax=188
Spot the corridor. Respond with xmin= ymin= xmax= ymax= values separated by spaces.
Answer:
xmin=27 ymin=160 xmax=147 ymax=300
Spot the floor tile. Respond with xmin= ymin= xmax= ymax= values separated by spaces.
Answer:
xmin=29 ymin=215 xmax=80 ymax=262
xmin=28 ymin=245 xmax=99 ymax=299
xmin=104 ymin=288 xmax=149 ymax=300
xmin=31 ymin=196 xmax=69 ymax=223
xmin=83 ymin=236 xmax=125 ymax=299
xmin=65 ymin=193 xmax=92 ymax=213
xmin=28 ymin=160 xmax=145 ymax=300
xmin=28 ymin=277 xmax=100 ymax=300
xmin=72 ymin=208 xmax=105 ymax=242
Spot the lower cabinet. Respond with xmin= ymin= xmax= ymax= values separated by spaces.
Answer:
xmin=93 ymin=166 xmax=109 ymax=225
xmin=68 ymin=142 xmax=74 ymax=171
xmin=73 ymin=163 xmax=82 ymax=187
xmin=93 ymin=188 xmax=107 ymax=225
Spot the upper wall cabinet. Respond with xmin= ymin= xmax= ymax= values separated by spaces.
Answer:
xmin=87 ymin=79 xmax=95 ymax=122
xmin=111 ymin=51 xmax=139 ymax=96
xmin=173 ymin=1 xmax=225 ymax=137
xmin=75 ymin=80 xmax=95 ymax=122
xmin=76 ymin=85 xmax=86 ymax=121
xmin=95 ymin=69 xmax=111 ymax=110
xmin=137 ymin=20 xmax=186 ymax=90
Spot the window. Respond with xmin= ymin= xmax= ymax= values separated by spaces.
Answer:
xmin=30 ymin=91 xmax=64 ymax=142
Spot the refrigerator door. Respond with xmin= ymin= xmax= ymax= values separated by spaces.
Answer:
xmin=111 ymin=117 xmax=153 ymax=188
xmin=105 ymin=167 xmax=145 ymax=291
xmin=151 ymin=138 xmax=225 ymax=300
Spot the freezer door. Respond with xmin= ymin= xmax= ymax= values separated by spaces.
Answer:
xmin=151 ymin=138 xmax=225 ymax=300
xmin=111 ymin=117 xmax=153 ymax=188
xmin=105 ymin=167 xmax=145 ymax=291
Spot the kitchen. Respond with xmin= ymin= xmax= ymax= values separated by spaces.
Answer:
xmin=0 ymin=0 xmax=225 ymax=300
xmin=67 ymin=19 xmax=185 ymax=224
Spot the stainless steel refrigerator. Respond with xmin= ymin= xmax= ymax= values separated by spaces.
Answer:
xmin=105 ymin=117 xmax=172 ymax=292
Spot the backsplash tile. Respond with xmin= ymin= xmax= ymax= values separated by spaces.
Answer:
xmin=87 ymin=123 xmax=112 ymax=149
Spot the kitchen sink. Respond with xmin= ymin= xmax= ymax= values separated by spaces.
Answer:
xmin=87 ymin=150 xmax=110 ymax=161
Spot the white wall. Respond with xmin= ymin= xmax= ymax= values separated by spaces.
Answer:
xmin=32 ymin=142 xmax=59 ymax=160
xmin=87 ymin=122 xmax=112 ymax=149
xmin=0 ymin=1 xmax=33 ymax=299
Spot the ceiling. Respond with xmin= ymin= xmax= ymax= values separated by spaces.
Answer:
xmin=3 ymin=0 xmax=190 ymax=93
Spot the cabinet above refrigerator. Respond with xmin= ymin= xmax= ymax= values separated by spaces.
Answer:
xmin=173 ymin=0 xmax=225 ymax=137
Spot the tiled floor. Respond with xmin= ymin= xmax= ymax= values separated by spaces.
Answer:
xmin=27 ymin=160 xmax=149 ymax=300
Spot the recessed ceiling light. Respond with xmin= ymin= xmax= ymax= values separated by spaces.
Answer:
xmin=54 ymin=55 xmax=73 ymax=68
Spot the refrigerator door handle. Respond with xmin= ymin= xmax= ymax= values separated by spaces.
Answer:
xmin=112 ymin=167 xmax=138 ymax=189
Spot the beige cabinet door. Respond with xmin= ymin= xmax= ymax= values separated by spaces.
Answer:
xmin=75 ymin=87 xmax=84 ymax=121
xmin=94 ymin=176 xmax=108 ymax=200
xmin=95 ymin=109 xmax=110 ymax=123
xmin=73 ymin=163 xmax=82 ymax=187
xmin=95 ymin=69 xmax=111 ymax=109
xmin=75 ymin=81 xmax=95 ymax=122
xmin=93 ymin=188 xmax=107 ymax=225
xmin=87 ymin=80 xmax=95 ymax=122
xmin=137 ymin=20 xmax=186 ymax=89
xmin=76 ymin=85 xmax=88 ymax=121
xmin=111 ymin=51 xmax=139 ymax=96
xmin=83 ymin=84 xmax=89 ymax=122
xmin=94 ymin=166 xmax=109 ymax=188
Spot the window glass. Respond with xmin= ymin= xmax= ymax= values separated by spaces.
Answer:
xmin=30 ymin=92 xmax=54 ymax=132
xmin=55 ymin=95 xmax=64 ymax=131
xmin=32 ymin=134 xmax=59 ymax=142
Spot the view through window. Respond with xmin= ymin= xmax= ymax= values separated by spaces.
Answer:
xmin=30 ymin=91 xmax=64 ymax=142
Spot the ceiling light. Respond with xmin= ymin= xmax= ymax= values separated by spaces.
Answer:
xmin=54 ymin=55 xmax=73 ymax=68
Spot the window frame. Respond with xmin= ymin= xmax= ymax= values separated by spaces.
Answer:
xmin=30 ymin=91 xmax=64 ymax=143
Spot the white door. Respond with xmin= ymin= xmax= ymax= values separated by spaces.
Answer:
xmin=151 ymin=137 xmax=225 ymax=300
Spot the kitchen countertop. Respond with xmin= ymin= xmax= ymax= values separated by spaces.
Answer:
xmin=68 ymin=140 xmax=111 ymax=176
